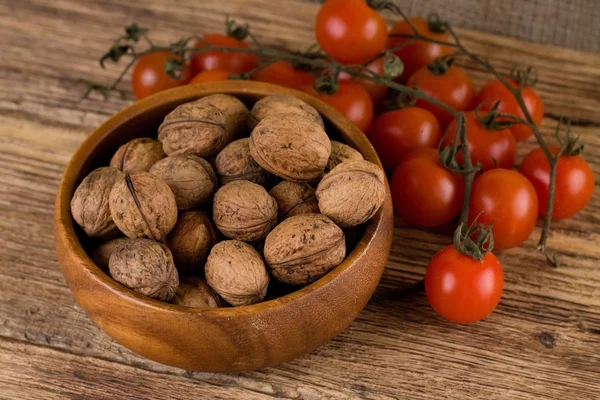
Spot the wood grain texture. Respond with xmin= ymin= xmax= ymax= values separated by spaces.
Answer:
xmin=0 ymin=0 xmax=599 ymax=398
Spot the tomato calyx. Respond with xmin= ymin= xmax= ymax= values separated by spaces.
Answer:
xmin=475 ymin=101 xmax=519 ymax=131
xmin=313 ymin=70 xmax=341 ymax=95
xmin=225 ymin=16 xmax=250 ymax=40
xmin=427 ymin=13 xmax=448 ymax=33
xmin=438 ymin=114 xmax=481 ymax=175
xmin=510 ymin=64 xmax=538 ymax=87
xmin=384 ymin=90 xmax=417 ymax=110
xmin=453 ymin=219 xmax=495 ymax=262
xmin=427 ymin=56 xmax=454 ymax=75
xmin=554 ymin=117 xmax=584 ymax=156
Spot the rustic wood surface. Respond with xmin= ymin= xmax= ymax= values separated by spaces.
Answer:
xmin=0 ymin=0 xmax=599 ymax=399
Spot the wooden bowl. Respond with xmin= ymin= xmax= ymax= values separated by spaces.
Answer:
xmin=54 ymin=81 xmax=393 ymax=372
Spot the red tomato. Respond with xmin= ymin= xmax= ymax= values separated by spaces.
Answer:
xmin=469 ymin=169 xmax=539 ymax=250
xmin=519 ymin=146 xmax=595 ymax=219
xmin=189 ymin=69 xmax=230 ymax=84
xmin=368 ymin=107 xmax=442 ymax=172
xmin=476 ymin=78 xmax=544 ymax=141
xmin=407 ymin=65 xmax=476 ymax=127
xmin=388 ymin=17 xmax=453 ymax=82
xmin=315 ymin=0 xmax=387 ymax=64
xmin=443 ymin=111 xmax=517 ymax=170
xmin=306 ymin=82 xmax=373 ymax=132
xmin=391 ymin=148 xmax=464 ymax=227
xmin=339 ymin=58 xmax=388 ymax=103
xmin=191 ymin=33 xmax=258 ymax=76
xmin=425 ymin=245 xmax=504 ymax=324
xmin=252 ymin=61 xmax=315 ymax=91
xmin=131 ymin=51 xmax=190 ymax=100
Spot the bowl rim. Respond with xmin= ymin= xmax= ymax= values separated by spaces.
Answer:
xmin=55 ymin=80 xmax=389 ymax=317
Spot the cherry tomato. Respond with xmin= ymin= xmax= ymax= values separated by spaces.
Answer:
xmin=315 ymin=0 xmax=387 ymax=64
xmin=189 ymin=69 xmax=230 ymax=84
xmin=476 ymin=78 xmax=543 ymax=141
xmin=131 ymin=51 xmax=191 ymax=100
xmin=469 ymin=169 xmax=539 ymax=250
xmin=306 ymin=82 xmax=373 ymax=132
xmin=425 ymin=245 xmax=504 ymax=324
xmin=407 ymin=65 xmax=476 ymax=127
xmin=519 ymin=146 xmax=594 ymax=220
xmin=388 ymin=17 xmax=453 ymax=82
xmin=443 ymin=111 xmax=516 ymax=170
xmin=368 ymin=107 xmax=442 ymax=172
xmin=252 ymin=61 xmax=315 ymax=91
xmin=391 ymin=148 xmax=464 ymax=227
xmin=191 ymin=33 xmax=258 ymax=76
xmin=339 ymin=58 xmax=388 ymax=104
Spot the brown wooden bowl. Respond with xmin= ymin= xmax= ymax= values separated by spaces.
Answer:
xmin=54 ymin=81 xmax=393 ymax=372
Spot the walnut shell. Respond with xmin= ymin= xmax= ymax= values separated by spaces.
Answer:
xmin=264 ymin=213 xmax=345 ymax=286
xmin=249 ymin=94 xmax=324 ymax=130
xmin=108 ymin=238 xmax=179 ymax=302
xmin=215 ymin=138 xmax=270 ymax=186
xmin=205 ymin=240 xmax=269 ymax=306
xmin=166 ymin=211 xmax=217 ymax=275
xmin=173 ymin=276 xmax=222 ymax=308
xmin=149 ymin=155 xmax=217 ymax=210
xmin=158 ymin=102 xmax=228 ymax=157
xmin=109 ymin=172 xmax=178 ymax=241
xmin=212 ymin=180 xmax=278 ymax=241
xmin=326 ymin=141 xmax=364 ymax=172
xmin=71 ymin=167 xmax=123 ymax=237
xmin=316 ymin=160 xmax=386 ymax=227
xmin=194 ymin=94 xmax=249 ymax=141
xmin=110 ymin=137 xmax=165 ymax=173
xmin=269 ymin=181 xmax=319 ymax=220
xmin=249 ymin=115 xmax=331 ymax=181
xmin=90 ymin=237 xmax=128 ymax=271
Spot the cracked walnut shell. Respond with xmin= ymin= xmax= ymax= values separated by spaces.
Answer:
xmin=109 ymin=172 xmax=178 ymax=241
xmin=173 ymin=276 xmax=222 ymax=308
xmin=326 ymin=141 xmax=364 ymax=172
xmin=249 ymin=94 xmax=324 ymax=130
xmin=264 ymin=213 xmax=346 ymax=286
xmin=212 ymin=180 xmax=278 ymax=242
xmin=205 ymin=240 xmax=269 ymax=306
xmin=316 ymin=160 xmax=385 ymax=227
xmin=166 ymin=211 xmax=217 ymax=275
xmin=71 ymin=166 xmax=123 ymax=237
xmin=108 ymin=238 xmax=179 ymax=302
xmin=215 ymin=138 xmax=270 ymax=186
xmin=150 ymin=155 xmax=217 ymax=210
xmin=158 ymin=102 xmax=228 ymax=157
xmin=110 ymin=137 xmax=165 ymax=173
xmin=249 ymin=115 xmax=331 ymax=181
xmin=269 ymin=181 xmax=319 ymax=220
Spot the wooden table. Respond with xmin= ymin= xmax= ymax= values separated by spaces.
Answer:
xmin=1 ymin=1 xmax=599 ymax=399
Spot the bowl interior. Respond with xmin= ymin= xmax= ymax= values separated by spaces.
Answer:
xmin=62 ymin=81 xmax=387 ymax=315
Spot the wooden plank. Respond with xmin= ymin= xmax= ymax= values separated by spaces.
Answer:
xmin=0 ymin=1 xmax=599 ymax=399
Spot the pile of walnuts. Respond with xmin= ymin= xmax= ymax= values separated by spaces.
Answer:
xmin=71 ymin=94 xmax=386 ymax=308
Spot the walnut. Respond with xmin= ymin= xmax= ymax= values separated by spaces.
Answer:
xmin=166 ymin=211 xmax=217 ymax=275
xmin=249 ymin=115 xmax=331 ymax=181
xmin=212 ymin=180 xmax=278 ymax=241
xmin=194 ymin=94 xmax=249 ymax=141
xmin=249 ymin=94 xmax=324 ymax=130
xmin=205 ymin=240 xmax=269 ymax=306
xmin=316 ymin=160 xmax=386 ymax=227
xmin=158 ymin=102 xmax=228 ymax=157
xmin=269 ymin=181 xmax=319 ymax=220
xmin=149 ymin=155 xmax=217 ymax=210
xmin=110 ymin=137 xmax=165 ymax=173
xmin=90 ymin=237 xmax=128 ymax=271
xmin=173 ymin=276 xmax=222 ymax=308
xmin=71 ymin=167 xmax=123 ymax=237
xmin=109 ymin=172 xmax=178 ymax=241
xmin=263 ymin=213 xmax=345 ymax=286
xmin=326 ymin=141 xmax=364 ymax=172
xmin=108 ymin=238 xmax=179 ymax=302
xmin=215 ymin=138 xmax=270 ymax=186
